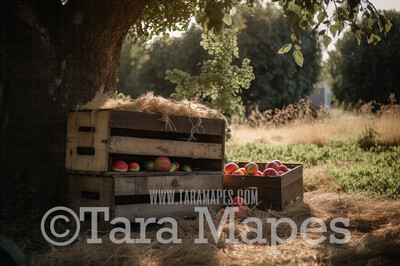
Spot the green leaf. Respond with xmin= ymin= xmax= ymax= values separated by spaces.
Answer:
xmin=318 ymin=12 xmax=327 ymax=23
xmin=367 ymin=33 xmax=381 ymax=45
xmin=278 ymin=43 xmax=293 ymax=54
xmin=323 ymin=35 xmax=332 ymax=48
xmin=385 ymin=18 xmax=393 ymax=34
xmin=294 ymin=44 xmax=301 ymax=50
xmin=330 ymin=24 xmax=339 ymax=37
xmin=290 ymin=33 xmax=297 ymax=41
xmin=222 ymin=13 xmax=232 ymax=26
xmin=293 ymin=50 xmax=304 ymax=67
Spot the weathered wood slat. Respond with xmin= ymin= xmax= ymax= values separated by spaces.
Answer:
xmin=66 ymin=169 xmax=222 ymax=177
xmin=68 ymin=175 xmax=114 ymax=207
xmin=281 ymin=178 xmax=303 ymax=207
xmin=109 ymin=110 xmax=224 ymax=136
xmin=115 ymin=203 xmax=219 ymax=220
xmin=109 ymin=136 xmax=222 ymax=159
xmin=65 ymin=110 xmax=110 ymax=172
xmin=223 ymin=175 xmax=281 ymax=188
xmin=114 ymin=174 xmax=222 ymax=196
xmin=108 ymin=170 xmax=222 ymax=177
xmin=281 ymin=164 xmax=303 ymax=187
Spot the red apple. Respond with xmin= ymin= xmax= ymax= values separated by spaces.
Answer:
xmin=173 ymin=162 xmax=180 ymax=171
xmin=263 ymin=168 xmax=278 ymax=176
xmin=239 ymin=168 xmax=246 ymax=174
xmin=277 ymin=165 xmax=290 ymax=173
xmin=112 ymin=161 xmax=128 ymax=172
xmin=233 ymin=196 xmax=245 ymax=207
xmin=154 ymin=157 xmax=171 ymax=172
xmin=245 ymin=162 xmax=258 ymax=175
xmin=273 ymin=160 xmax=283 ymax=166
xmin=266 ymin=161 xmax=279 ymax=171
xmin=278 ymin=171 xmax=285 ymax=175
xmin=128 ymin=162 xmax=140 ymax=172
xmin=224 ymin=162 xmax=239 ymax=174
xmin=233 ymin=169 xmax=244 ymax=175
xmin=256 ymin=170 xmax=263 ymax=176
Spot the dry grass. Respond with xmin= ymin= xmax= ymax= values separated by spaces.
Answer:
xmin=303 ymin=166 xmax=335 ymax=192
xmin=30 ymin=192 xmax=400 ymax=265
xmin=375 ymin=95 xmax=400 ymax=146
xmin=231 ymin=96 xmax=400 ymax=146
xmin=231 ymin=109 xmax=363 ymax=146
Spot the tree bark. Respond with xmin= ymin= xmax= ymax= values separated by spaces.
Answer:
xmin=0 ymin=0 xmax=148 ymax=212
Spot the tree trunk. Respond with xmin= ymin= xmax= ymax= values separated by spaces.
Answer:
xmin=0 ymin=0 xmax=148 ymax=215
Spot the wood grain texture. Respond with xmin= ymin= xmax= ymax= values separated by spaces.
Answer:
xmin=115 ymin=204 xmax=220 ymax=220
xmin=109 ymin=136 xmax=222 ymax=159
xmin=65 ymin=110 xmax=110 ymax=172
xmin=223 ymin=175 xmax=281 ymax=189
xmin=109 ymin=110 xmax=224 ymax=136
xmin=114 ymin=174 xmax=222 ymax=196
xmin=68 ymin=175 xmax=115 ymax=214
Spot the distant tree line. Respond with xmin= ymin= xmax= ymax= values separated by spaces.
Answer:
xmin=326 ymin=10 xmax=400 ymax=106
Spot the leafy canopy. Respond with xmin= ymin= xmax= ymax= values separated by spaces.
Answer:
xmin=130 ymin=0 xmax=392 ymax=66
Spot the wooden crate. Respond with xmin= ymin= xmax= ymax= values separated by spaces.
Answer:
xmin=223 ymin=162 xmax=303 ymax=211
xmin=66 ymin=109 xmax=225 ymax=222
xmin=65 ymin=110 xmax=225 ymax=173
xmin=68 ymin=171 xmax=222 ymax=222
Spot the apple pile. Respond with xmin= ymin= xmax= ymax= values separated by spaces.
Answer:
xmin=112 ymin=157 xmax=192 ymax=172
xmin=217 ymin=196 xmax=251 ymax=219
xmin=223 ymin=160 xmax=290 ymax=177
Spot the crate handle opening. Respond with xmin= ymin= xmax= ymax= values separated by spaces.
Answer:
xmin=79 ymin=126 xmax=95 ymax=132
xmin=77 ymin=147 xmax=95 ymax=155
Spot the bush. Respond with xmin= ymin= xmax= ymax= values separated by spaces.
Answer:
xmin=357 ymin=127 xmax=379 ymax=149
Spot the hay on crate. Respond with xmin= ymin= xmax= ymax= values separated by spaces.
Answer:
xmin=76 ymin=92 xmax=226 ymax=120
xmin=76 ymin=92 xmax=228 ymax=139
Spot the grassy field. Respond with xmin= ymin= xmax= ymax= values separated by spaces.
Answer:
xmin=226 ymin=141 xmax=400 ymax=196
xmin=23 ymin=99 xmax=400 ymax=265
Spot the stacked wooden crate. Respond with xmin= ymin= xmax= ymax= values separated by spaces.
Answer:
xmin=66 ymin=110 xmax=225 ymax=222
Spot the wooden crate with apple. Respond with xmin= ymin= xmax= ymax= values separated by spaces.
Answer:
xmin=223 ymin=162 xmax=303 ymax=211
xmin=65 ymin=109 xmax=225 ymax=173
xmin=65 ymin=109 xmax=225 ymax=222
